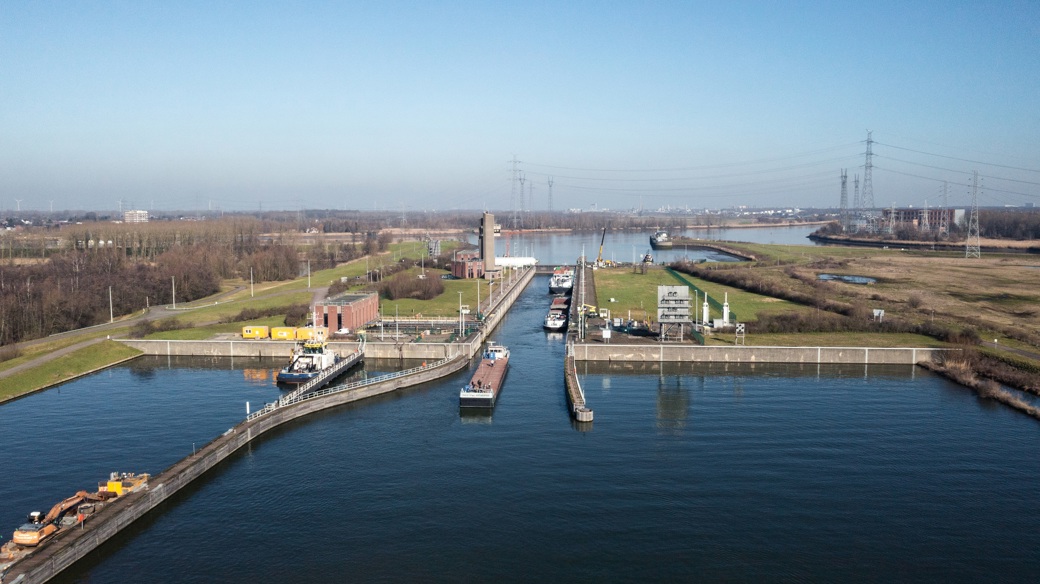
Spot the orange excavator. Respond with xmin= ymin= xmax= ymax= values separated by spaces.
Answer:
xmin=11 ymin=490 xmax=112 ymax=546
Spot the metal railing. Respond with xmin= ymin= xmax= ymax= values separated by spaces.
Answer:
xmin=279 ymin=337 xmax=366 ymax=405
xmin=246 ymin=350 xmax=458 ymax=422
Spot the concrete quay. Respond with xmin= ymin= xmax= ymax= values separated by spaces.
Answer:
xmin=569 ymin=343 xmax=939 ymax=364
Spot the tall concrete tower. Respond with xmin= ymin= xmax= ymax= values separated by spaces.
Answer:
xmin=480 ymin=211 xmax=496 ymax=273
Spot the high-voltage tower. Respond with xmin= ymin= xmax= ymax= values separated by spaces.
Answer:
xmin=862 ymin=131 xmax=875 ymax=231
xmin=839 ymin=169 xmax=849 ymax=231
xmin=509 ymin=156 xmax=521 ymax=230
xmin=547 ymin=176 xmax=554 ymax=213
xmin=939 ymin=181 xmax=950 ymax=237
xmin=966 ymin=171 xmax=981 ymax=258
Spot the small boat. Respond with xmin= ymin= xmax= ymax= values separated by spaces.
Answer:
xmin=650 ymin=230 xmax=673 ymax=250
xmin=459 ymin=343 xmax=510 ymax=408
xmin=642 ymin=249 xmax=654 ymax=263
xmin=276 ymin=332 xmax=339 ymax=384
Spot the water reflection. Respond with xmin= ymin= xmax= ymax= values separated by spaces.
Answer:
xmin=656 ymin=373 xmax=689 ymax=434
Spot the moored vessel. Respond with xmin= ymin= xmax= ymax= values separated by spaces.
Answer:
xmin=459 ymin=343 xmax=510 ymax=408
xmin=543 ymin=295 xmax=570 ymax=331
xmin=650 ymin=230 xmax=673 ymax=250
xmin=276 ymin=331 xmax=339 ymax=384
xmin=548 ymin=266 xmax=574 ymax=295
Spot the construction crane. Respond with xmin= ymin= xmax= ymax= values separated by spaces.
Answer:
xmin=595 ymin=227 xmax=607 ymax=267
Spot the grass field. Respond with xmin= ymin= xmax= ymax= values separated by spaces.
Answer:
xmin=0 ymin=328 xmax=130 ymax=374
xmin=593 ymin=266 xmax=808 ymax=323
xmin=0 ymin=341 xmax=141 ymax=401
xmin=377 ymin=267 xmax=497 ymax=318
xmin=706 ymin=241 xmax=1040 ymax=361
xmin=144 ymin=316 xmax=289 ymax=340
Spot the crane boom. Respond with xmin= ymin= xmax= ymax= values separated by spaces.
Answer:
xmin=596 ymin=227 xmax=606 ymax=264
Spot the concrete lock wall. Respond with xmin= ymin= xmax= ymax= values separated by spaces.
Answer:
xmin=570 ymin=344 xmax=939 ymax=364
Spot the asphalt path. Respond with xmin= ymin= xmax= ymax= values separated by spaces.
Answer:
xmin=0 ymin=284 xmax=331 ymax=382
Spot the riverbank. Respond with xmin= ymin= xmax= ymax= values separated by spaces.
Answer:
xmin=808 ymin=233 xmax=1040 ymax=254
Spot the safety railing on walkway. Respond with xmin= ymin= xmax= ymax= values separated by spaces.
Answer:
xmin=246 ymin=350 xmax=458 ymax=422
xmin=277 ymin=337 xmax=366 ymax=406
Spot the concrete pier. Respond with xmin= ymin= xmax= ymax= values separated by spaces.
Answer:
xmin=569 ymin=344 xmax=939 ymax=364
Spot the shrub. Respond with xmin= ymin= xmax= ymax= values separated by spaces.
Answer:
xmin=907 ymin=293 xmax=923 ymax=309
xmin=0 ymin=344 xmax=22 ymax=363
xmin=284 ymin=304 xmax=311 ymax=327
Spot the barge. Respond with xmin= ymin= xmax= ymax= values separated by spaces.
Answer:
xmin=459 ymin=343 xmax=510 ymax=408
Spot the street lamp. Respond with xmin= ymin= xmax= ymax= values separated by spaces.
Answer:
xmin=458 ymin=291 xmax=463 ymax=337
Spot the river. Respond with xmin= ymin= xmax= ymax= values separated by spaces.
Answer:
xmin=2 ymin=270 xmax=1038 ymax=583
xmin=469 ymin=223 xmax=820 ymax=265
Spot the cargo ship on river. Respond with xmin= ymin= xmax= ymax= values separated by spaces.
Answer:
xmin=548 ymin=267 xmax=574 ymax=295
xmin=650 ymin=230 xmax=673 ymax=250
xmin=543 ymin=295 xmax=570 ymax=331
xmin=459 ymin=343 xmax=510 ymax=408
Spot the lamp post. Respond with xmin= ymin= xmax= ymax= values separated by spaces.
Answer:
xmin=458 ymin=291 xmax=463 ymax=337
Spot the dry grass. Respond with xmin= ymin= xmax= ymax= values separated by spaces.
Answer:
xmin=714 ymin=244 xmax=1040 ymax=350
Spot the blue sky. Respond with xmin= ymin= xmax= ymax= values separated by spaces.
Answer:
xmin=2 ymin=1 xmax=1038 ymax=213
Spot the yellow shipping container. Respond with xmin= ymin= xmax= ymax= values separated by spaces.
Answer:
xmin=241 ymin=326 xmax=270 ymax=339
xmin=271 ymin=327 xmax=296 ymax=340
xmin=294 ymin=326 xmax=329 ymax=340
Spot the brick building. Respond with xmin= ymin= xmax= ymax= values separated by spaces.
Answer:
xmin=313 ymin=292 xmax=379 ymax=332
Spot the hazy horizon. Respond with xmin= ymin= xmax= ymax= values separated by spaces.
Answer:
xmin=3 ymin=1 xmax=1038 ymax=214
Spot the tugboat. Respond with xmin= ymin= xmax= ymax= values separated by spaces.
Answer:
xmin=459 ymin=343 xmax=510 ymax=408
xmin=276 ymin=331 xmax=339 ymax=384
xmin=650 ymin=230 xmax=673 ymax=250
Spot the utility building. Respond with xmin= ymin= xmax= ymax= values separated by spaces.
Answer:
xmin=313 ymin=292 xmax=379 ymax=332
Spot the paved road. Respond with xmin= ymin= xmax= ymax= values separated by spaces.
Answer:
xmin=0 ymin=284 xmax=328 ymax=383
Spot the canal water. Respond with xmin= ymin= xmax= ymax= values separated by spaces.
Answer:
xmin=470 ymin=223 xmax=820 ymax=265
xmin=2 ymin=274 xmax=1038 ymax=582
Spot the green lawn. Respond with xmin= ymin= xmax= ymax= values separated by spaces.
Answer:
xmin=163 ymin=292 xmax=314 ymax=327
xmin=594 ymin=266 xmax=808 ymax=323
xmin=0 ymin=341 xmax=141 ymax=401
xmin=0 ymin=328 xmax=131 ymax=374
xmin=144 ymin=316 xmax=289 ymax=340
xmin=377 ymin=267 xmax=497 ymax=318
